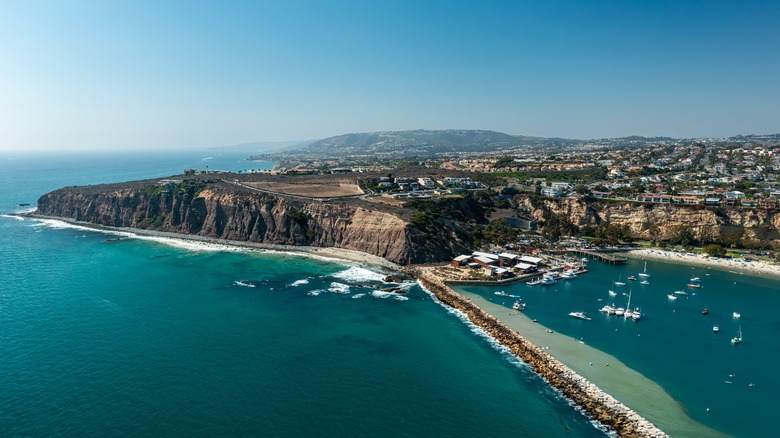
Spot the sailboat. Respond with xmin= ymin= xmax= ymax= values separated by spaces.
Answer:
xmin=638 ymin=261 xmax=650 ymax=277
xmin=624 ymin=289 xmax=636 ymax=319
xmin=615 ymin=274 xmax=626 ymax=286
xmin=731 ymin=325 xmax=743 ymax=344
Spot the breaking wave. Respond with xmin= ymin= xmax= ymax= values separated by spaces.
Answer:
xmin=289 ymin=278 xmax=310 ymax=287
xmin=370 ymin=290 xmax=409 ymax=301
xmin=330 ymin=266 xmax=386 ymax=283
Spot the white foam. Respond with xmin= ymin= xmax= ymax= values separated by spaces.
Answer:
xmin=289 ymin=278 xmax=310 ymax=287
xmin=328 ymin=282 xmax=351 ymax=294
xmin=417 ymin=280 xmax=527 ymax=370
xmin=370 ymin=290 xmax=409 ymax=301
xmin=417 ymin=280 xmax=616 ymax=436
xmin=351 ymin=293 xmax=366 ymax=299
xmin=330 ymin=266 xmax=386 ymax=283
xmin=234 ymin=281 xmax=257 ymax=288
xmin=0 ymin=214 xmax=25 ymax=221
xmin=307 ymin=289 xmax=325 ymax=296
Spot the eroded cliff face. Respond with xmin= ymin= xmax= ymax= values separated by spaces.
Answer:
xmin=36 ymin=183 xmax=450 ymax=265
xmin=519 ymin=197 xmax=780 ymax=242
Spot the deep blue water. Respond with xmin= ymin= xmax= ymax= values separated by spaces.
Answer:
xmin=0 ymin=151 xmax=604 ymax=437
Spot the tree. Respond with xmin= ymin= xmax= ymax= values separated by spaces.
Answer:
xmin=575 ymin=184 xmax=591 ymax=196
xmin=703 ymin=244 xmax=727 ymax=257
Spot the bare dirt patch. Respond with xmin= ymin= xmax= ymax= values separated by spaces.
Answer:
xmin=244 ymin=182 xmax=364 ymax=198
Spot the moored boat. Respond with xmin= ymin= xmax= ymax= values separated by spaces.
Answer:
xmin=731 ymin=325 xmax=743 ymax=344
xmin=702 ymin=308 xmax=709 ymax=315
xmin=638 ymin=261 xmax=650 ymax=277
xmin=713 ymin=325 xmax=719 ymax=333
xmin=512 ymin=300 xmax=526 ymax=311
xmin=733 ymin=311 xmax=741 ymax=319
xmin=687 ymin=283 xmax=702 ymax=289
xmin=667 ymin=294 xmax=678 ymax=300
xmin=568 ymin=311 xmax=591 ymax=321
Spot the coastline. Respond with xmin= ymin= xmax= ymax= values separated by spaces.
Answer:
xmin=24 ymin=214 xmax=401 ymax=271
xmin=626 ymin=248 xmax=780 ymax=279
xmin=19 ymin=213 xmax=702 ymax=436
xmin=413 ymin=267 xmax=668 ymax=438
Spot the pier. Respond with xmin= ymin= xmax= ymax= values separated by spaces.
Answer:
xmin=568 ymin=248 xmax=628 ymax=264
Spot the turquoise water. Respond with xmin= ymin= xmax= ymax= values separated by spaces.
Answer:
xmin=459 ymin=257 xmax=780 ymax=437
xmin=0 ymin=152 xmax=604 ymax=437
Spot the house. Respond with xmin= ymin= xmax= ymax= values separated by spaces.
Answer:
xmin=636 ymin=193 xmax=672 ymax=203
xmin=541 ymin=186 xmax=564 ymax=197
xmin=741 ymin=199 xmax=757 ymax=208
xmin=497 ymin=252 xmax=519 ymax=267
xmin=671 ymin=195 xmax=703 ymax=205
xmin=519 ymin=255 xmax=542 ymax=266
xmin=704 ymin=198 xmax=721 ymax=206
xmin=451 ymin=255 xmax=471 ymax=268
xmin=758 ymin=198 xmax=777 ymax=209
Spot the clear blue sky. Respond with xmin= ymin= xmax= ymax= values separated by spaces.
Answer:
xmin=1 ymin=0 xmax=778 ymax=151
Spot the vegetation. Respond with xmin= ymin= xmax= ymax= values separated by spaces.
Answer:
xmin=702 ymin=244 xmax=727 ymax=257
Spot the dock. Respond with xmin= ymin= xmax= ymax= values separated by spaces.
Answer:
xmin=568 ymin=248 xmax=627 ymax=264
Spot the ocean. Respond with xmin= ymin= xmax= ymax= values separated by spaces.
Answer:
xmin=0 ymin=151 xmax=605 ymax=437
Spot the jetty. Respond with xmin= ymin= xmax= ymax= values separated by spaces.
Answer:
xmin=568 ymin=248 xmax=628 ymax=265
xmin=413 ymin=267 xmax=666 ymax=438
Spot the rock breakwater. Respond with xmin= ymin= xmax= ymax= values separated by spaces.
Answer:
xmin=413 ymin=268 xmax=667 ymax=438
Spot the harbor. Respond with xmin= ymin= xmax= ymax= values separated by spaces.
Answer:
xmin=449 ymin=255 xmax=776 ymax=438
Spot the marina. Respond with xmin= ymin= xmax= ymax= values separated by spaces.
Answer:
xmin=453 ymin=256 xmax=778 ymax=438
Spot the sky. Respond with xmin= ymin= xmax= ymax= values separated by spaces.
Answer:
xmin=0 ymin=0 xmax=778 ymax=152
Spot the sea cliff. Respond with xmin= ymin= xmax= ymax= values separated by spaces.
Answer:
xmin=35 ymin=179 xmax=456 ymax=265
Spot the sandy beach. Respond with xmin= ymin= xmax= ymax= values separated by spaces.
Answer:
xmin=628 ymin=248 xmax=780 ymax=279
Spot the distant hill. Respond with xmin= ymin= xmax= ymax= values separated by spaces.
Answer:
xmin=290 ymin=129 xmax=574 ymax=157
xmin=208 ymin=140 xmax=313 ymax=152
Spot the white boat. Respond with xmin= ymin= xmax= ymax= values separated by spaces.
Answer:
xmin=640 ymin=280 xmax=649 ymax=285
xmin=495 ymin=291 xmax=508 ymax=296
xmin=667 ymin=294 xmax=678 ymax=300
xmin=631 ymin=307 xmax=642 ymax=320
xmin=690 ymin=277 xmax=701 ymax=282
xmin=568 ymin=311 xmax=591 ymax=321
xmin=623 ymin=290 xmax=636 ymax=319
xmin=731 ymin=325 xmax=743 ymax=344
xmin=713 ymin=325 xmax=719 ymax=333
xmin=599 ymin=304 xmax=616 ymax=314
xmin=560 ymin=270 xmax=577 ymax=280
xmin=733 ymin=312 xmax=741 ymax=319
xmin=627 ymin=275 xmax=637 ymax=281
xmin=512 ymin=300 xmax=526 ymax=311
xmin=673 ymin=290 xmax=688 ymax=295
xmin=540 ymin=276 xmax=557 ymax=286
xmin=638 ymin=261 xmax=650 ymax=277
xmin=614 ymin=307 xmax=625 ymax=316
xmin=614 ymin=274 xmax=625 ymax=286
xmin=527 ymin=279 xmax=542 ymax=286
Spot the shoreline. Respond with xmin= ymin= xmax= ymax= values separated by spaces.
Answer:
xmin=626 ymin=248 xmax=780 ymax=279
xmin=23 ymin=214 xmax=402 ymax=271
xmin=18 ymin=213 xmax=688 ymax=436
xmin=412 ymin=266 xmax=668 ymax=437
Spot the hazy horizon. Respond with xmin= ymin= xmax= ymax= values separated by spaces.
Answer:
xmin=1 ymin=1 xmax=778 ymax=152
